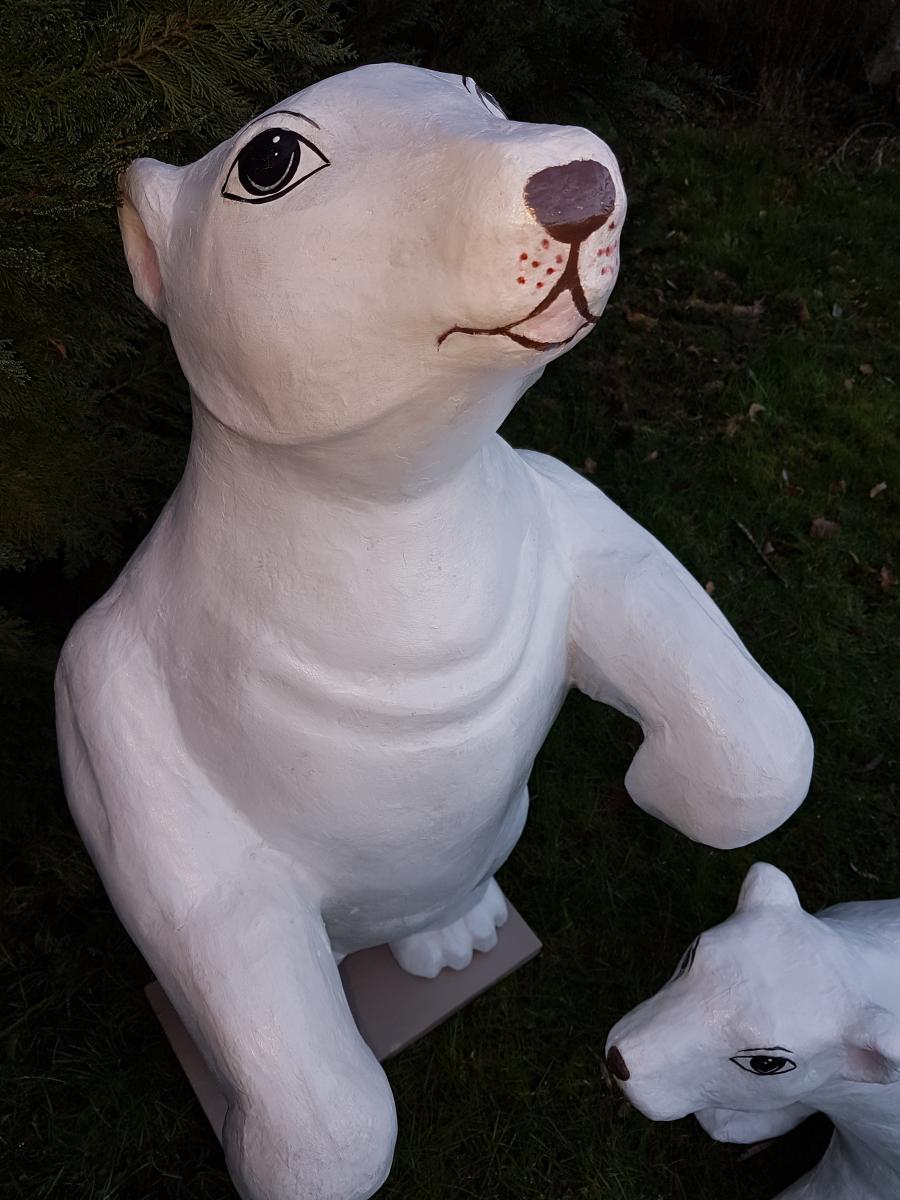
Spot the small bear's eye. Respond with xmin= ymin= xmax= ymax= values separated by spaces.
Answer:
xmin=731 ymin=1052 xmax=797 ymax=1076
xmin=222 ymin=126 xmax=329 ymax=204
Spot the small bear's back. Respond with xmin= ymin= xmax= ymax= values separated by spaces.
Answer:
xmin=821 ymin=897 xmax=900 ymax=954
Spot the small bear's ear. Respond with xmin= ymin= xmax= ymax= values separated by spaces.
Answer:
xmin=843 ymin=1006 xmax=900 ymax=1085
xmin=117 ymin=157 xmax=183 ymax=321
xmin=736 ymin=863 xmax=802 ymax=913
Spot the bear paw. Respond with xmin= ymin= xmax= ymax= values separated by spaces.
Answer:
xmin=389 ymin=879 xmax=508 ymax=979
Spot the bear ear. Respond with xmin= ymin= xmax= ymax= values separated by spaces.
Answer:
xmin=843 ymin=1006 xmax=900 ymax=1085
xmin=117 ymin=157 xmax=183 ymax=321
xmin=736 ymin=863 xmax=802 ymax=913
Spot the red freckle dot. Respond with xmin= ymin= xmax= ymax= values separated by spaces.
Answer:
xmin=541 ymin=239 xmax=550 ymax=249
xmin=517 ymin=276 xmax=526 ymax=284
xmin=536 ymin=282 xmax=544 ymax=288
xmin=609 ymin=221 xmax=616 ymax=229
xmin=596 ymin=248 xmax=602 ymax=256
xmin=520 ymin=252 xmax=528 ymax=261
xmin=531 ymin=260 xmax=540 ymax=267
xmin=546 ymin=267 xmax=555 ymax=275
xmin=555 ymin=254 xmax=563 ymax=263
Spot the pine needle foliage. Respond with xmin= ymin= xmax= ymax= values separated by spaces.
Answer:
xmin=0 ymin=0 xmax=347 ymax=601
xmin=344 ymin=0 xmax=674 ymax=132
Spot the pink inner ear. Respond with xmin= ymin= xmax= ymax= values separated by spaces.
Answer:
xmin=119 ymin=196 xmax=165 ymax=318
xmin=137 ymin=236 xmax=163 ymax=308
xmin=846 ymin=1044 xmax=895 ymax=1085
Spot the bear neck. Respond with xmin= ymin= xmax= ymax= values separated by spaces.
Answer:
xmin=184 ymin=362 xmax=542 ymax=506
xmin=172 ymin=387 xmax=530 ymax=566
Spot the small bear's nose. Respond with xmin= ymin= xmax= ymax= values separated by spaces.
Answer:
xmin=606 ymin=1045 xmax=630 ymax=1082
xmin=524 ymin=159 xmax=616 ymax=244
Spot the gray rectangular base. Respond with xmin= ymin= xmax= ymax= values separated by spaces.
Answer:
xmin=146 ymin=902 xmax=541 ymax=1140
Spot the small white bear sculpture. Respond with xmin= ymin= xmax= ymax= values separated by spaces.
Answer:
xmin=56 ymin=63 xmax=814 ymax=1200
xmin=607 ymin=863 xmax=900 ymax=1199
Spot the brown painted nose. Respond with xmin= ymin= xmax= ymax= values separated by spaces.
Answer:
xmin=606 ymin=1045 xmax=630 ymax=1082
xmin=524 ymin=159 xmax=616 ymax=244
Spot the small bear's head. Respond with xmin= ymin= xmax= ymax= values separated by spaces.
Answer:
xmin=605 ymin=864 xmax=900 ymax=1122
xmin=118 ymin=63 xmax=625 ymax=449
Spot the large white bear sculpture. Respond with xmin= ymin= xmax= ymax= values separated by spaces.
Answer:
xmin=56 ymin=64 xmax=813 ymax=1200
xmin=606 ymin=864 xmax=900 ymax=1199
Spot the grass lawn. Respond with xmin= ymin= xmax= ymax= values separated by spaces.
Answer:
xmin=3 ymin=115 xmax=898 ymax=1199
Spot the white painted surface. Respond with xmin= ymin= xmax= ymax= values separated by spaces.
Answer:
xmin=145 ymin=896 xmax=541 ymax=1139
xmin=57 ymin=63 xmax=813 ymax=1200
xmin=607 ymin=864 xmax=900 ymax=1198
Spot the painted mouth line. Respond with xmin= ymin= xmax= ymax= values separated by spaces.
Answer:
xmin=437 ymin=242 xmax=598 ymax=351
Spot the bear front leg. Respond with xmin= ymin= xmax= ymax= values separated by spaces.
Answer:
xmin=56 ymin=631 xmax=396 ymax=1200
xmin=195 ymin=878 xmax=397 ymax=1200
xmin=524 ymin=453 xmax=814 ymax=849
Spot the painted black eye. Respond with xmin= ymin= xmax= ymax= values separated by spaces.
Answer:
xmin=222 ymin=124 xmax=329 ymax=204
xmin=731 ymin=1053 xmax=797 ymax=1076
xmin=238 ymin=129 xmax=302 ymax=196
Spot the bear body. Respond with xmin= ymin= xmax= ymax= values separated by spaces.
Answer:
xmin=57 ymin=64 xmax=813 ymax=1199
xmin=607 ymin=864 xmax=900 ymax=1199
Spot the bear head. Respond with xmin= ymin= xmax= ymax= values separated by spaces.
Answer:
xmin=605 ymin=863 xmax=900 ymax=1123
xmin=117 ymin=62 xmax=626 ymax=458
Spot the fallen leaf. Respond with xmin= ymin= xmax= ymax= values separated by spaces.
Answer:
xmin=683 ymin=298 xmax=764 ymax=319
xmin=832 ymin=302 xmax=844 ymax=319
xmin=48 ymin=338 xmax=67 ymax=358
xmin=583 ymin=458 xmax=597 ymax=475
xmin=704 ymin=580 xmax=715 ymax=594
xmin=732 ymin=301 xmax=765 ymax=319
xmin=762 ymin=541 xmax=774 ymax=555
xmin=625 ymin=307 xmax=658 ymax=331
xmin=859 ymin=363 xmax=874 ymax=375
xmin=880 ymin=565 xmax=896 ymax=591
xmin=642 ymin=449 xmax=659 ymax=463
xmin=844 ymin=378 xmax=855 ymax=391
xmin=810 ymin=517 xmax=840 ymax=538
xmin=869 ymin=481 xmax=887 ymax=499
xmin=747 ymin=402 xmax=765 ymax=421
xmin=725 ymin=414 xmax=744 ymax=438
xmin=859 ymin=753 xmax=884 ymax=773
xmin=795 ymin=298 xmax=811 ymax=324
